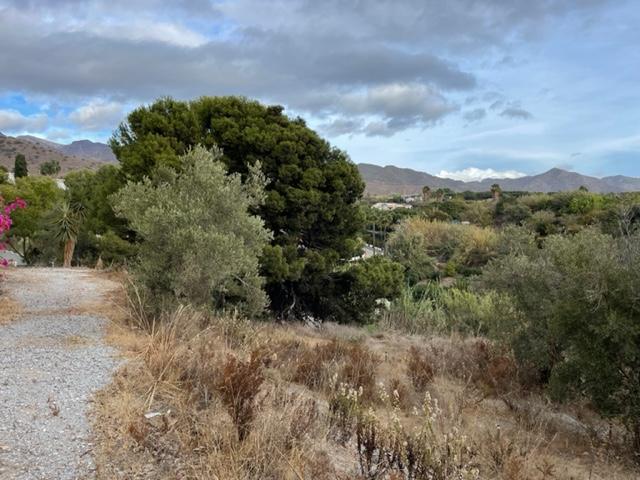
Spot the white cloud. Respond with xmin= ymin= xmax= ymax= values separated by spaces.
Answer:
xmin=0 ymin=109 xmax=48 ymax=133
xmin=438 ymin=167 xmax=527 ymax=182
xmin=69 ymin=100 xmax=126 ymax=131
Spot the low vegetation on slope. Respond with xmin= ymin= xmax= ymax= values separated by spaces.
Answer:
xmin=93 ymin=296 xmax=639 ymax=479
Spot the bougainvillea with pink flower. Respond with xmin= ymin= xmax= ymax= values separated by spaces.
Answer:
xmin=0 ymin=196 xmax=26 ymax=267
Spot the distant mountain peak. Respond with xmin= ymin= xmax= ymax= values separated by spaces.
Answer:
xmin=16 ymin=135 xmax=116 ymax=163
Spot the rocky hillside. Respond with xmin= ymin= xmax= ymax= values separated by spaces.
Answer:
xmin=0 ymin=134 xmax=116 ymax=176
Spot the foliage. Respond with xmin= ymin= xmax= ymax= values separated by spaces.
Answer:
xmin=216 ymin=353 xmax=265 ymax=441
xmin=0 ymin=165 xmax=8 ymax=184
xmin=480 ymin=229 xmax=640 ymax=446
xmin=93 ymin=230 xmax=138 ymax=265
xmin=40 ymin=160 xmax=61 ymax=176
xmin=388 ymin=218 xmax=498 ymax=282
xmin=461 ymin=200 xmax=493 ymax=226
xmin=63 ymin=166 xmax=132 ymax=263
xmin=0 ymin=176 xmax=64 ymax=263
xmin=110 ymin=96 xmax=364 ymax=319
xmin=526 ymin=209 xmax=558 ymax=236
xmin=112 ymin=146 xmax=272 ymax=317
xmin=329 ymin=256 xmax=404 ymax=324
xmin=13 ymin=153 xmax=28 ymax=178
xmin=0 ymin=196 xmax=27 ymax=267
xmin=381 ymin=283 xmax=512 ymax=335
xmin=51 ymin=201 xmax=85 ymax=267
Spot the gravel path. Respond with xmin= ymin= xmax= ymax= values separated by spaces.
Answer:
xmin=0 ymin=268 xmax=120 ymax=480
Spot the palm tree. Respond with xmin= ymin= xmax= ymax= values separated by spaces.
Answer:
xmin=53 ymin=202 xmax=85 ymax=268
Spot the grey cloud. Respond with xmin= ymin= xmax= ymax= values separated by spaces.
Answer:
xmin=0 ymin=0 xmax=615 ymax=137
xmin=463 ymin=108 xmax=486 ymax=122
xmin=318 ymin=118 xmax=364 ymax=137
xmin=228 ymin=0 xmax=614 ymax=53
xmin=500 ymin=107 xmax=533 ymax=120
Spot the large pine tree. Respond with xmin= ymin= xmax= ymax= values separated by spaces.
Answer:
xmin=110 ymin=96 xmax=365 ymax=319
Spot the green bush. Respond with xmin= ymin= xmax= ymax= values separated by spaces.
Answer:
xmin=40 ymin=160 xmax=61 ymax=176
xmin=112 ymin=145 xmax=272 ymax=317
xmin=330 ymin=256 xmax=404 ymax=324
xmin=94 ymin=230 xmax=138 ymax=265
xmin=480 ymin=229 xmax=640 ymax=448
xmin=382 ymin=282 xmax=510 ymax=335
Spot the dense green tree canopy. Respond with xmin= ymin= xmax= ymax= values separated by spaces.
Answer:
xmin=111 ymin=96 xmax=365 ymax=318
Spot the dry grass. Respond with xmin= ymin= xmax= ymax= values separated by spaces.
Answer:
xmin=91 ymin=281 xmax=640 ymax=480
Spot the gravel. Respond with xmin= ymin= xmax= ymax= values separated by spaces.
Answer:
xmin=0 ymin=268 xmax=120 ymax=480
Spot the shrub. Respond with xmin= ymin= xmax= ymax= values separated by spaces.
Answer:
xmin=388 ymin=219 xmax=498 ymax=282
xmin=383 ymin=283 xmax=511 ymax=336
xmin=407 ymin=345 xmax=434 ymax=391
xmin=340 ymin=342 xmax=380 ymax=402
xmin=329 ymin=256 xmax=404 ymax=324
xmin=480 ymin=229 xmax=640 ymax=450
xmin=94 ymin=230 xmax=138 ymax=265
xmin=113 ymin=146 xmax=272 ymax=316
xmin=216 ymin=353 xmax=265 ymax=441
xmin=292 ymin=339 xmax=349 ymax=390
xmin=334 ymin=387 xmax=479 ymax=479
xmin=40 ymin=160 xmax=61 ymax=176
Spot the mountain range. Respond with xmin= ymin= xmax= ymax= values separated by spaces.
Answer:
xmin=0 ymin=133 xmax=116 ymax=175
xmin=1 ymin=131 xmax=639 ymax=194
xmin=358 ymin=163 xmax=640 ymax=194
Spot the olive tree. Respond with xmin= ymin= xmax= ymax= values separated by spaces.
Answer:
xmin=112 ymin=146 xmax=272 ymax=316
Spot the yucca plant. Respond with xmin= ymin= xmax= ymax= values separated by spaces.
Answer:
xmin=52 ymin=201 xmax=85 ymax=268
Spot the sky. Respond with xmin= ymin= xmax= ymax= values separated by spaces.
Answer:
xmin=0 ymin=0 xmax=639 ymax=180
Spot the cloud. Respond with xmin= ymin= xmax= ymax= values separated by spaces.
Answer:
xmin=69 ymin=100 xmax=126 ymax=131
xmin=500 ymin=107 xmax=533 ymax=120
xmin=318 ymin=118 xmax=363 ymax=137
xmin=463 ymin=108 xmax=486 ymax=123
xmin=0 ymin=109 xmax=48 ymax=133
xmin=438 ymin=167 xmax=527 ymax=182
xmin=0 ymin=0 xmax=617 ymax=139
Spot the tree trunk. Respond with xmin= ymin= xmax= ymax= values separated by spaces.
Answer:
xmin=63 ymin=238 xmax=76 ymax=268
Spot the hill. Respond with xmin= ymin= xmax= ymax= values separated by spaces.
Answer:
xmin=0 ymin=134 xmax=116 ymax=176
xmin=358 ymin=163 xmax=640 ymax=194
